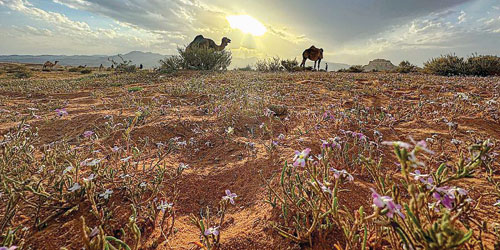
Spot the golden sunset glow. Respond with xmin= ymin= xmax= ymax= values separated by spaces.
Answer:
xmin=226 ymin=15 xmax=267 ymax=36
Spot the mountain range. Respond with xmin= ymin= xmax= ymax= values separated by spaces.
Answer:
xmin=0 ymin=51 xmax=350 ymax=70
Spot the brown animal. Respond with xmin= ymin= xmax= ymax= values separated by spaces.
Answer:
xmin=300 ymin=46 xmax=323 ymax=70
xmin=42 ymin=60 xmax=58 ymax=70
xmin=186 ymin=35 xmax=231 ymax=51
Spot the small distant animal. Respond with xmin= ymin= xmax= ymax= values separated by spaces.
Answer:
xmin=325 ymin=63 xmax=328 ymax=72
xmin=42 ymin=60 xmax=58 ymax=70
xmin=186 ymin=35 xmax=231 ymax=51
xmin=139 ymin=64 xmax=143 ymax=70
xmin=300 ymin=46 xmax=324 ymax=71
xmin=99 ymin=64 xmax=104 ymax=71
xmin=77 ymin=65 xmax=87 ymax=69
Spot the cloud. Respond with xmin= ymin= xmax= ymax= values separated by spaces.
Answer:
xmin=458 ymin=11 xmax=467 ymax=24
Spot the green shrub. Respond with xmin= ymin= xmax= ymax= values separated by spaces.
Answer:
xmin=466 ymin=54 xmax=500 ymax=76
xmin=11 ymin=65 xmax=33 ymax=78
xmin=177 ymin=47 xmax=231 ymax=71
xmin=424 ymin=54 xmax=466 ymax=76
xmin=158 ymin=55 xmax=183 ymax=74
xmin=281 ymin=58 xmax=299 ymax=72
xmin=256 ymin=57 xmax=282 ymax=72
xmin=396 ymin=60 xmax=417 ymax=73
xmin=424 ymin=54 xmax=500 ymax=76
xmin=80 ymin=69 xmax=92 ymax=74
xmin=109 ymin=55 xmax=137 ymax=73
xmin=128 ymin=86 xmax=143 ymax=92
xmin=338 ymin=65 xmax=363 ymax=73
xmin=68 ymin=67 xmax=80 ymax=72
xmin=236 ymin=65 xmax=253 ymax=71
xmin=110 ymin=82 xmax=123 ymax=87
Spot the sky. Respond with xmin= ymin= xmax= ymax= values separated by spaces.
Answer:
xmin=0 ymin=0 xmax=499 ymax=65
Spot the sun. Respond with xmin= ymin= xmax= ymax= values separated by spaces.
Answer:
xmin=226 ymin=15 xmax=267 ymax=36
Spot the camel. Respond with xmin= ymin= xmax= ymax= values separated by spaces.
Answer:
xmin=186 ymin=35 xmax=231 ymax=51
xmin=42 ymin=61 xmax=58 ymax=70
xmin=300 ymin=46 xmax=323 ymax=70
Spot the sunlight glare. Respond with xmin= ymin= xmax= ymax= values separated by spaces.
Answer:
xmin=226 ymin=15 xmax=267 ymax=36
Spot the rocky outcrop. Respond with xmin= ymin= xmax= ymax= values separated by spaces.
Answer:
xmin=362 ymin=59 xmax=396 ymax=72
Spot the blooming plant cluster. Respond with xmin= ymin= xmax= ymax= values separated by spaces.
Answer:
xmin=189 ymin=190 xmax=238 ymax=250
xmin=0 ymin=122 xmax=185 ymax=249
xmin=265 ymin=134 xmax=497 ymax=249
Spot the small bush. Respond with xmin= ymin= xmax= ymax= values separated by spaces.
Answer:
xmin=11 ymin=65 xmax=33 ymax=78
xmin=68 ymin=67 xmax=80 ymax=72
xmin=158 ymin=56 xmax=183 ymax=74
xmin=396 ymin=60 xmax=417 ymax=73
xmin=424 ymin=54 xmax=500 ymax=76
xmin=424 ymin=54 xmax=466 ymax=76
xmin=110 ymin=82 xmax=123 ymax=87
xmin=256 ymin=57 xmax=282 ymax=72
xmin=128 ymin=86 xmax=143 ymax=92
xmin=179 ymin=47 xmax=231 ymax=71
xmin=80 ymin=69 xmax=92 ymax=74
xmin=236 ymin=65 xmax=253 ymax=71
xmin=466 ymin=54 xmax=500 ymax=76
xmin=338 ymin=65 xmax=363 ymax=73
xmin=281 ymin=58 xmax=299 ymax=72
xmin=109 ymin=55 xmax=137 ymax=73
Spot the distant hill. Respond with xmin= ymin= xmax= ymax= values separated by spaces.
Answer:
xmin=0 ymin=51 xmax=167 ymax=69
xmin=0 ymin=51 xmax=350 ymax=71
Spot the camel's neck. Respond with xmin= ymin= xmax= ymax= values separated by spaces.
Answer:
xmin=217 ymin=43 xmax=227 ymax=51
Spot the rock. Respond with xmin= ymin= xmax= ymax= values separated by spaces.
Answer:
xmin=362 ymin=59 xmax=396 ymax=72
xmin=268 ymin=105 xmax=288 ymax=116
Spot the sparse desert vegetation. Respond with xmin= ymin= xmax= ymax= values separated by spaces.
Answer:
xmin=0 ymin=64 xmax=499 ymax=249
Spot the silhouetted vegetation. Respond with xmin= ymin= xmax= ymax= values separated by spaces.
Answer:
xmin=109 ymin=55 xmax=137 ymax=73
xmin=236 ymin=65 xmax=253 ymax=71
xmin=466 ymin=54 xmax=500 ymax=76
xmin=424 ymin=54 xmax=500 ymax=76
xmin=256 ymin=57 xmax=282 ymax=72
xmin=281 ymin=58 xmax=299 ymax=72
xmin=396 ymin=60 xmax=418 ymax=73
xmin=159 ymin=47 xmax=231 ymax=72
xmin=338 ymin=65 xmax=363 ymax=73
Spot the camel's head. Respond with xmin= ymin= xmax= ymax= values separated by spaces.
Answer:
xmin=222 ymin=37 xmax=231 ymax=46
xmin=55 ymin=61 xmax=59 ymax=64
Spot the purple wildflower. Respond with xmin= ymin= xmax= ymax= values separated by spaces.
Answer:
xmin=381 ymin=141 xmax=412 ymax=149
xmin=68 ymin=183 xmax=81 ymax=192
xmin=293 ymin=148 xmax=311 ymax=167
xmin=157 ymin=200 xmax=173 ymax=213
xmin=223 ymin=190 xmax=237 ymax=205
xmin=55 ymin=108 xmax=68 ymax=117
xmin=330 ymin=168 xmax=354 ymax=182
xmin=204 ymin=226 xmax=219 ymax=236
xmin=83 ymin=130 xmax=94 ymax=138
xmin=494 ymin=200 xmax=500 ymax=207
xmin=370 ymin=188 xmax=405 ymax=219
xmin=0 ymin=246 xmax=18 ymax=250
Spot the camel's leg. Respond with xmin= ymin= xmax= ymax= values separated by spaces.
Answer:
xmin=300 ymin=58 xmax=306 ymax=68
xmin=317 ymin=59 xmax=321 ymax=71
xmin=314 ymin=61 xmax=317 ymax=71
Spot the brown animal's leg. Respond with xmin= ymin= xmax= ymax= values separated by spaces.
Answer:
xmin=301 ymin=57 xmax=306 ymax=68
xmin=317 ymin=59 xmax=321 ymax=71
xmin=314 ymin=61 xmax=317 ymax=71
